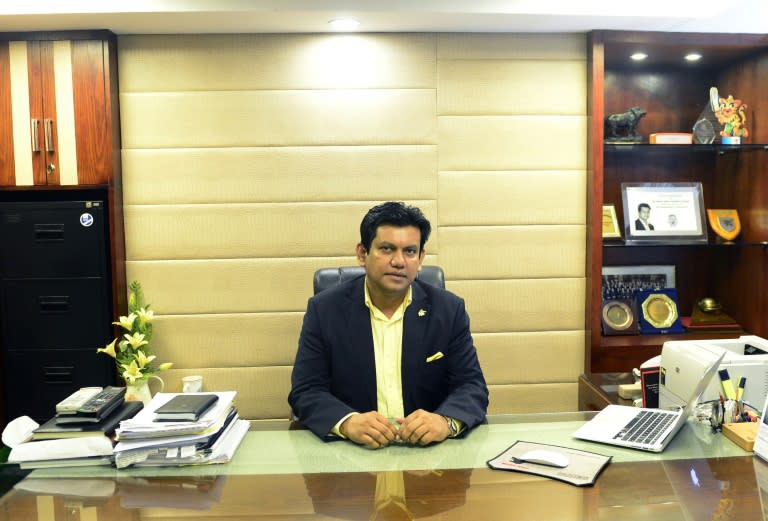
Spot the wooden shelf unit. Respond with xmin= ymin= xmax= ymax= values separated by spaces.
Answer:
xmin=586 ymin=30 xmax=768 ymax=373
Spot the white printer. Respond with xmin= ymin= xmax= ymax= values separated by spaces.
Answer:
xmin=659 ymin=335 xmax=768 ymax=410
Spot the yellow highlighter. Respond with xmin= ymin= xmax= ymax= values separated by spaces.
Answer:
xmin=718 ymin=369 xmax=737 ymax=400
xmin=736 ymin=376 xmax=746 ymax=402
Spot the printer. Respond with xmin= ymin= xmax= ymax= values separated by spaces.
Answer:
xmin=659 ymin=335 xmax=768 ymax=410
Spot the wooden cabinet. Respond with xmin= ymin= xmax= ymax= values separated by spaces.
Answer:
xmin=0 ymin=31 xmax=125 ymax=429
xmin=586 ymin=31 xmax=768 ymax=373
xmin=0 ymin=32 xmax=119 ymax=186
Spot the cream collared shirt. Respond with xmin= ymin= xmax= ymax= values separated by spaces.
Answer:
xmin=331 ymin=280 xmax=411 ymax=436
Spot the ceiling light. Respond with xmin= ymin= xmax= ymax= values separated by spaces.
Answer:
xmin=685 ymin=53 xmax=702 ymax=62
xmin=630 ymin=52 xmax=648 ymax=61
xmin=328 ymin=18 xmax=360 ymax=31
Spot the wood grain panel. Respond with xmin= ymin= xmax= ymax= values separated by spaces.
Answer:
xmin=151 ymin=312 xmax=303 ymax=368
xmin=120 ymin=89 xmax=437 ymax=149
xmin=438 ymin=60 xmax=586 ymax=115
xmin=25 ymin=40 xmax=46 ymax=184
xmin=437 ymin=33 xmax=585 ymax=60
xmin=438 ymin=115 xmax=586 ymax=171
xmin=488 ymin=382 xmax=578 ymax=414
xmin=124 ymin=201 xmax=438 ymax=260
xmin=122 ymin=145 xmax=437 ymax=204
xmin=118 ymin=33 xmax=436 ymax=92
xmin=438 ymin=171 xmax=586 ymax=225
xmin=439 ymin=225 xmax=585 ymax=279
xmin=448 ymin=278 xmax=585 ymax=333
xmin=0 ymin=42 xmax=13 ymax=185
xmin=476 ymin=331 xmax=584 ymax=385
xmin=71 ymin=39 xmax=110 ymax=184
xmin=37 ymin=40 xmax=59 ymax=185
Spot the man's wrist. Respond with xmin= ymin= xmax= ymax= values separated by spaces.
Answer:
xmin=442 ymin=415 xmax=459 ymax=438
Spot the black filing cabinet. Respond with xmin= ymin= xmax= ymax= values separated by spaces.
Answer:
xmin=0 ymin=200 xmax=114 ymax=422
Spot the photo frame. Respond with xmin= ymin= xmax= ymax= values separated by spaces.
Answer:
xmin=621 ymin=182 xmax=708 ymax=244
xmin=601 ymin=265 xmax=675 ymax=301
xmin=602 ymin=204 xmax=621 ymax=239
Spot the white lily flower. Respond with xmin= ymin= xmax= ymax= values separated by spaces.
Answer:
xmin=96 ymin=338 xmax=117 ymax=358
xmin=137 ymin=308 xmax=154 ymax=326
xmin=121 ymin=360 xmax=143 ymax=383
xmin=113 ymin=313 xmax=137 ymax=331
xmin=123 ymin=332 xmax=149 ymax=349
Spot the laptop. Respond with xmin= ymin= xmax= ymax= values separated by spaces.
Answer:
xmin=573 ymin=351 xmax=724 ymax=452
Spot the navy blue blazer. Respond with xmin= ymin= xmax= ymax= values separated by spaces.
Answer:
xmin=288 ymin=275 xmax=489 ymax=439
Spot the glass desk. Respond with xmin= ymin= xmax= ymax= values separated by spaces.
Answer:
xmin=0 ymin=412 xmax=762 ymax=520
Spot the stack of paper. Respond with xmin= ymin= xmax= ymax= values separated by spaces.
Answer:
xmin=8 ymin=436 xmax=115 ymax=469
xmin=113 ymin=391 xmax=248 ymax=469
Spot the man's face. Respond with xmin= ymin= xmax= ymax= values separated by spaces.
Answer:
xmin=356 ymin=224 xmax=425 ymax=300
xmin=639 ymin=207 xmax=650 ymax=221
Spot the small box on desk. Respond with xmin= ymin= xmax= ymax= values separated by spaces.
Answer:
xmin=649 ymin=132 xmax=693 ymax=144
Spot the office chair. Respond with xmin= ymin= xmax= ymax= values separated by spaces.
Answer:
xmin=313 ymin=266 xmax=445 ymax=295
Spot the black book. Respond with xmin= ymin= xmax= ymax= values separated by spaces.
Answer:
xmin=33 ymin=401 xmax=144 ymax=440
xmin=153 ymin=394 xmax=219 ymax=421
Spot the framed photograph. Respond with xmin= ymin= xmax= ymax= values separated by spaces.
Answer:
xmin=601 ymin=265 xmax=675 ymax=301
xmin=621 ymin=182 xmax=708 ymax=244
xmin=602 ymin=204 xmax=621 ymax=239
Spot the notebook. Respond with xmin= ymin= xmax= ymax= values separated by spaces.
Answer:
xmin=573 ymin=351 xmax=724 ymax=452
xmin=154 ymin=393 xmax=219 ymax=421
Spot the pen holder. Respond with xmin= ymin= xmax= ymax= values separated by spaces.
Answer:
xmin=705 ymin=399 xmax=759 ymax=433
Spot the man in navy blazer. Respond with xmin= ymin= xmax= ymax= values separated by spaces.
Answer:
xmin=289 ymin=202 xmax=488 ymax=448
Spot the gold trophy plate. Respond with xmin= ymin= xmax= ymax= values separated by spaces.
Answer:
xmin=602 ymin=301 xmax=633 ymax=330
xmin=641 ymin=293 xmax=678 ymax=329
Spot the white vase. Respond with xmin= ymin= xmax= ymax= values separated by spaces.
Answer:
xmin=125 ymin=375 xmax=164 ymax=405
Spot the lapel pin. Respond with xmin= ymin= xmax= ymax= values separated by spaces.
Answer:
xmin=418 ymin=308 xmax=427 ymax=317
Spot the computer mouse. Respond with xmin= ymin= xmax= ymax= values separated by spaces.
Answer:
xmin=516 ymin=449 xmax=569 ymax=468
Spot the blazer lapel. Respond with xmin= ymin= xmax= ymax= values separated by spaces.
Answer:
xmin=401 ymin=282 xmax=430 ymax=412
xmin=345 ymin=278 xmax=378 ymax=411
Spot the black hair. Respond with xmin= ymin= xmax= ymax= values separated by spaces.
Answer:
xmin=359 ymin=201 xmax=431 ymax=252
xmin=638 ymin=203 xmax=651 ymax=212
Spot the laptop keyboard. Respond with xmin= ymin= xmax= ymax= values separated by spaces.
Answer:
xmin=614 ymin=410 xmax=676 ymax=446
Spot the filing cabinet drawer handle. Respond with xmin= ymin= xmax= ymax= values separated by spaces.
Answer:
xmin=34 ymin=224 xmax=65 ymax=241
xmin=43 ymin=366 xmax=74 ymax=384
xmin=39 ymin=296 xmax=70 ymax=314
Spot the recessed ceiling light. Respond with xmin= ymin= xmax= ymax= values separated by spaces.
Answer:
xmin=328 ymin=18 xmax=360 ymax=31
xmin=685 ymin=53 xmax=702 ymax=62
xmin=630 ymin=52 xmax=648 ymax=61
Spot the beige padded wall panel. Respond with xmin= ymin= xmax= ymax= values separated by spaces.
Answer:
xmin=448 ymin=279 xmax=584 ymax=333
xmin=438 ymin=115 xmax=585 ymax=171
xmin=163 ymin=367 xmax=292 ymax=420
xmin=438 ymin=171 xmax=585 ymax=225
xmin=122 ymin=145 xmax=437 ymax=205
xmin=124 ymin=201 xmax=438 ymax=260
xmin=437 ymin=33 xmax=585 ymax=60
xmin=475 ymin=331 xmax=583 ymax=385
xmin=488 ymin=383 xmax=577 ymax=414
xmin=119 ymin=34 xmax=436 ymax=92
xmin=438 ymin=60 xmax=585 ymax=115
xmin=121 ymin=89 xmax=437 ymax=149
xmin=439 ymin=225 xmax=584 ymax=279
xmin=127 ymin=255 xmax=439 ymax=315
xmin=151 ymin=313 xmax=303 ymax=368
